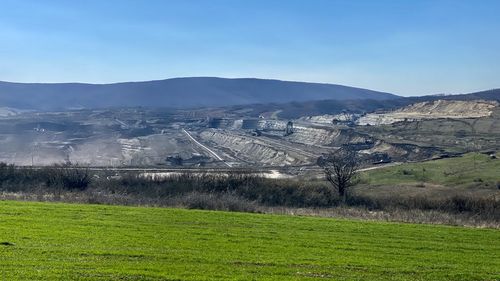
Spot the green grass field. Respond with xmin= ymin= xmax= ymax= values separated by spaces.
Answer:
xmin=362 ymin=153 xmax=500 ymax=188
xmin=1 ymin=201 xmax=499 ymax=280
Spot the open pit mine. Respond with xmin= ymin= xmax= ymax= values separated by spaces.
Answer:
xmin=0 ymin=99 xmax=498 ymax=176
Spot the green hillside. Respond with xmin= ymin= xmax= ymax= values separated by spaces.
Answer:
xmin=362 ymin=152 xmax=500 ymax=188
xmin=1 ymin=201 xmax=499 ymax=280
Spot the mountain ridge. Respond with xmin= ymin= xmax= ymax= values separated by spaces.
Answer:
xmin=0 ymin=77 xmax=398 ymax=110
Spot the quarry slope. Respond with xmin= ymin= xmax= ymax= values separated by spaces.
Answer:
xmin=0 ymin=96 xmax=498 ymax=168
xmin=358 ymin=99 xmax=498 ymax=125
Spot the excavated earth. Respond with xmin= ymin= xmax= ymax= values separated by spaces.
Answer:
xmin=0 ymin=99 xmax=497 ymax=171
xmin=358 ymin=100 xmax=498 ymax=125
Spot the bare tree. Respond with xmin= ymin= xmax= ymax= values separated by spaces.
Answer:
xmin=318 ymin=146 xmax=359 ymax=200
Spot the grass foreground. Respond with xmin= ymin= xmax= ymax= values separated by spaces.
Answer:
xmin=1 ymin=200 xmax=499 ymax=280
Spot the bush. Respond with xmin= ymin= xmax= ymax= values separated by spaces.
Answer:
xmin=1 ymin=164 xmax=498 ymax=223
xmin=400 ymin=169 xmax=412 ymax=175
xmin=170 ymin=192 xmax=259 ymax=213
xmin=0 ymin=163 xmax=90 ymax=191
xmin=42 ymin=165 xmax=91 ymax=190
xmin=99 ymin=173 xmax=337 ymax=208
xmin=345 ymin=192 xmax=500 ymax=221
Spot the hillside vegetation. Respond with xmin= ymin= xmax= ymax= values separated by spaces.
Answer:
xmin=0 ymin=153 xmax=499 ymax=226
xmin=1 ymin=201 xmax=499 ymax=280
xmin=362 ymin=152 xmax=500 ymax=188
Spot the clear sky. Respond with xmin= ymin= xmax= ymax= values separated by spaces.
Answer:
xmin=0 ymin=0 xmax=499 ymax=96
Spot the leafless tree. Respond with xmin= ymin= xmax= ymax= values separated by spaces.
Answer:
xmin=318 ymin=146 xmax=359 ymax=200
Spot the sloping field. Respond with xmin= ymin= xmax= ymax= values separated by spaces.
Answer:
xmin=363 ymin=152 xmax=500 ymax=188
xmin=1 ymin=201 xmax=499 ymax=280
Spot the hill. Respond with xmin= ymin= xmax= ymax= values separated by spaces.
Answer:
xmin=252 ymin=89 xmax=500 ymax=119
xmin=1 ymin=201 xmax=499 ymax=280
xmin=362 ymin=152 xmax=500 ymax=188
xmin=0 ymin=77 xmax=397 ymax=110
xmin=438 ymin=88 xmax=500 ymax=101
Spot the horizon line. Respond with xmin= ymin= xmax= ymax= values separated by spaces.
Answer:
xmin=2 ymin=76 xmax=498 ymax=97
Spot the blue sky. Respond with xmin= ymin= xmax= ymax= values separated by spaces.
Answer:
xmin=0 ymin=0 xmax=499 ymax=96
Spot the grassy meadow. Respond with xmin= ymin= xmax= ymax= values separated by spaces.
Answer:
xmin=361 ymin=152 xmax=500 ymax=188
xmin=1 ymin=200 xmax=499 ymax=280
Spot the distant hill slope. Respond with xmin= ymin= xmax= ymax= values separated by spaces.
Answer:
xmin=439 ymin=89 xmax=500 ymax=101
xmin=0 ymin=77 xmax=398 ymax=110
xmin=250 ymin=89 xmax=500 ymax=119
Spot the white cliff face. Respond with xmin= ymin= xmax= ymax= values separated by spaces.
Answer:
xmin=397 ymin=99 xmax=498 ymax=117
xmin=298 ymin=113 xmax=358 ymax=124
xmin=357 ymin=114 xmax=413 ymax=126
xmin=200 ymin=129 xmax=312 ymax=166
xmin=257 ymin=120 xmax=288 ymax=130
xmin=357 ymin=100 xmax=498 ymax=126
xmin=286 ymin=126 xmax=342 ymax=146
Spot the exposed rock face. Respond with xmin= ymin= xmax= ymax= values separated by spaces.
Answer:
xmin=286 ymin=126 xmax=342 ymax=146
xmin=397 ymin=100 xmax=498 ymax=117
xmin=358 ymin=100 xmax=498 ymax=125
xmin=357 ymin=114 xmax=412 ymax=126
xmin=298 ymin=113 xmax=358 ymax=124
xmin=209 ymin=119 xmax=287 ymax=130
xmin=257 ymin=120 xmax=288 ymax=130
xmin=358 ymin=140 xmax=441 ymax=162
xmin=200 ymin=129 xmax=312 ymax=166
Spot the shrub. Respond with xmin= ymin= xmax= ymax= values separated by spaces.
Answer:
xmin=345 ymin=192 xmax=500 ymax=221
xmin=401 ymin=169 xmax=412 ymax=175
xmin=1 ymin=164 xmax=498 ymax=223
xmin=97 ymin=173 xmax=338 ymax=208
xmin=42 ymin=165 xmax=91 ymax=190
xmin=0 ymin=164 xmax=91 ymax=191
xmin=168 ymin=192 xmax=259 ymax=213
